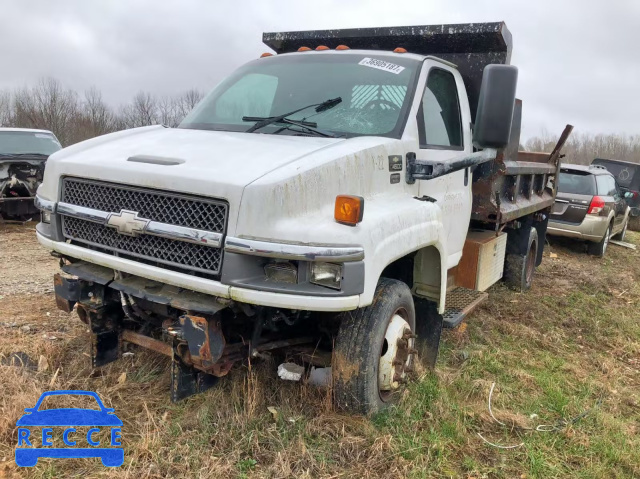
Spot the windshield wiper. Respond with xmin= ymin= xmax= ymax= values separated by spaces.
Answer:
xmin=243 ymin=97 xmax=342 ymax=136
xmin=270 ymin=121 xmax=342 ymax=138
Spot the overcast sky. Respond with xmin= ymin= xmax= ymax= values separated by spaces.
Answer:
xmin=1 ymin=0 xmax=638 ymax=140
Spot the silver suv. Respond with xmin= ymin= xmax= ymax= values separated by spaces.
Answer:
xmin=548 ymin=164 xmax=631 ymax=256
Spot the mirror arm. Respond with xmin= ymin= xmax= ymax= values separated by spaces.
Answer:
xmin=406 ymin=148 xmax=497 ymax=183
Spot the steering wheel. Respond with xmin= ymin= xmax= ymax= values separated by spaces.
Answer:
xmin=362 ymin=99 xmax=400 ymax=111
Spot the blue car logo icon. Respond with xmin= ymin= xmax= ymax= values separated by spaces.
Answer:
xmin=15 ymin=390 xmax=123 ymax=467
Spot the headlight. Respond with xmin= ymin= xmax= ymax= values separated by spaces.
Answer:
xmin=264 ymin=261 xmax=298 ymax=284
xmin=310 ymin=262 xmax=342 ymax=290
xmin=41 ymin=210 xmax=51 ymax=224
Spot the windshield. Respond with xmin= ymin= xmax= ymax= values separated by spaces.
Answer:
xmin=180 ymin=53 xmax=421 ymax=138
xmin=558 ymin=171 xmax=596 ymax=195
xmin=0 ymin=131 xmax=61 ymax=156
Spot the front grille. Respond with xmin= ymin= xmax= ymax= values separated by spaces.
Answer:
xmin=61 ymin=178 xmax=227 ymax=233
xmin=60 ymin=178 xmax=227 ymax=275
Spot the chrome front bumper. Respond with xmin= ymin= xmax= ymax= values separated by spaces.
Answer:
xmin=34 ymin=194 xmax=365 ymax=311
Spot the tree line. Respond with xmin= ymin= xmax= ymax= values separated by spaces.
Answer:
xmin=0 ymin=77 xmax=203 ymax=146
xmin=1 ymin=77 xmax=638 ymax=166
xmin=525 ymin=131 xmax=640 ymax=165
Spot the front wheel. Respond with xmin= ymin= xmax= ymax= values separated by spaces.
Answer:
xmin=588 ymin=223 xmax=611 ymax=257
xmin=333 ymin=278 xmax=416 ymax=415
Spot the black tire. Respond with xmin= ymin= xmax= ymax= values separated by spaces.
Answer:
xmin=504 ymin=227 xmax=538 ymax=292
xmin=612 ymin=218 xmax=628 ymax=241
xmin=629 ymin=215 xmax=640 ymax=232
xmin=333 ymin=278 xmax=415 ymax=415
xmin=588 ymin=223 xmax=611 ymax=257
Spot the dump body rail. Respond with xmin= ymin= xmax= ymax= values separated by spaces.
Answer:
xmin=471 ymin=99 xmax=573 ymax=225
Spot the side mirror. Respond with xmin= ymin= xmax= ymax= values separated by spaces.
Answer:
xmin=473 ymin=64 xmax=518 ymax=149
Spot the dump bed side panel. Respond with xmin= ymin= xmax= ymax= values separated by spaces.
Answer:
xmin=471 ymin=100 xmax=573 ymax=224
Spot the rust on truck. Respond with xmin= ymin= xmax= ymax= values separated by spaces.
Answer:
xmin=471 ymin=100 xmax=574 ymax=225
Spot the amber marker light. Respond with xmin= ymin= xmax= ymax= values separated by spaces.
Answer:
xmin=260 ymin=52 xmax=273 ymax=58
xmin=315 ymin=45 xmax=330 ymax=50
xmin=393 ymin=47 xmax=407 ymax=53
xmin=335 ymin=45 xmax=350 ymax=50
xmin=298 ymin=46 xmax=312 ymax=52
xmin=334 ymin=195 xmax=364 ymax=226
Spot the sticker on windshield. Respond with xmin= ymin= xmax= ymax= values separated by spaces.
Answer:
xmin=358 ymin=57 xmax=405 ymax=75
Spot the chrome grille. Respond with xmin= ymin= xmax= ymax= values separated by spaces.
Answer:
xmin=61 ymin=178 xmax=227 ymax=233
xmin=59 ymin=178 xmax=227 ymax=275
xmin=61 ymin=216 xmax=222 ymax=274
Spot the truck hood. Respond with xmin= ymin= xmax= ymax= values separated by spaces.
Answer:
xmin=43 ymin=126 xmax=345 ymax=193
xmin=40 ymin=125 xmax=395 ymax=234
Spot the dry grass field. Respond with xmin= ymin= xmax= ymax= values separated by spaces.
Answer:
xmin=0 ymin=223 xmax=638 ymax=478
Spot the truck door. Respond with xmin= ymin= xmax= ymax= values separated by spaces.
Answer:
xmin=414 ymin=62 xmax=472 ymax=264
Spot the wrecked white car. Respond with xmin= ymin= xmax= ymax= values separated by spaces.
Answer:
xmin=0 ymin=128 xmax=61 ymax=220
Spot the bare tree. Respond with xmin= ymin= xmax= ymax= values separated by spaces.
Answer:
xmin=174 ymin=88 xmax=204 ymax=120
xmin=83 ymin=87 xmax=116 ymax=137
xmin=120 ymin=91 xmax=158 ymax=129
xmin=0 ymin=90 xmax=12 ymax=127
xmin=157 ymin=95 xmax=180 ymax=127
xmin=526 ymin=131 xmax=640 ymax=165
xmin=13 ymin=77 xmax=79 ymax=145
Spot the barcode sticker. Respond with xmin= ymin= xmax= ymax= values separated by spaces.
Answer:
xmin=358 ymin=57 xmax=405 ymax=74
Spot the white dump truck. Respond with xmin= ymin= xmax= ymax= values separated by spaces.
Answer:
xmin=36 ymin=22 xmax=571 ymax=414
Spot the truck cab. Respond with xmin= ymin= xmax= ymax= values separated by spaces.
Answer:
xmin=36 ymin=22 xmax=571 ymax=414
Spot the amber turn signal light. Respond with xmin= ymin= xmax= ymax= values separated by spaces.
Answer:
xmin=335 ymin=195 xmax=364 ymax=226
xmin=393 ymin=47 xmax=407 ymax=53
xmin=260 ymin=52 xmax=273 ymax=58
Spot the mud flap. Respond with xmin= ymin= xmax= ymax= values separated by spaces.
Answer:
xmin=414 ymin=298 xmax=443 ymax=369
xmin=88 ymin=310 xmax=120 ymax=368
xmin=170 ymin=354 xmax=218 ymax=402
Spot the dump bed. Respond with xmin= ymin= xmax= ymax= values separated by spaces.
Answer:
xmin=471 ymin=100 xmax=573 ymax=225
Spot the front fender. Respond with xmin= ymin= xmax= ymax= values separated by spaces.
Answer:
xmin=239 ymin=192 xmax=448 ymax=310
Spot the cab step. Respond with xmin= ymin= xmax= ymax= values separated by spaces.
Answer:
xmin=442 ymin=287 xmax=488 ymax=328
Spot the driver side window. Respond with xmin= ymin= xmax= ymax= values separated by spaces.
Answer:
xmin=418 ymin=68 xmax=463 ymax=149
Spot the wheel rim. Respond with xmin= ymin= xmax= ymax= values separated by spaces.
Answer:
xmin=378 ymin=309 xmax=416 ymax=401
xmin=525 ymin=241 xmax=536 ymax=285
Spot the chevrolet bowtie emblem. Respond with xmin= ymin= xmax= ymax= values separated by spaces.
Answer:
xmin=106 ymin=210 xmax=150 ymax=236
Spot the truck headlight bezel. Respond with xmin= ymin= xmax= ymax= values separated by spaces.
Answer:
xmin=310 ymin=262 xmax=343 ymax=290
xmin=264 ymin=260 xmax=298 ymax=284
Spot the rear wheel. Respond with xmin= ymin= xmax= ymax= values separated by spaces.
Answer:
xmin=333 ymin=278 xmax=416 ymax=415
xmin=588 ymin=223 xmax=611 ymax=257
xmin=612 ymin=218 xmax=628 ymax=241
xmin=504 ymin=227 xmax=538 ymax=292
